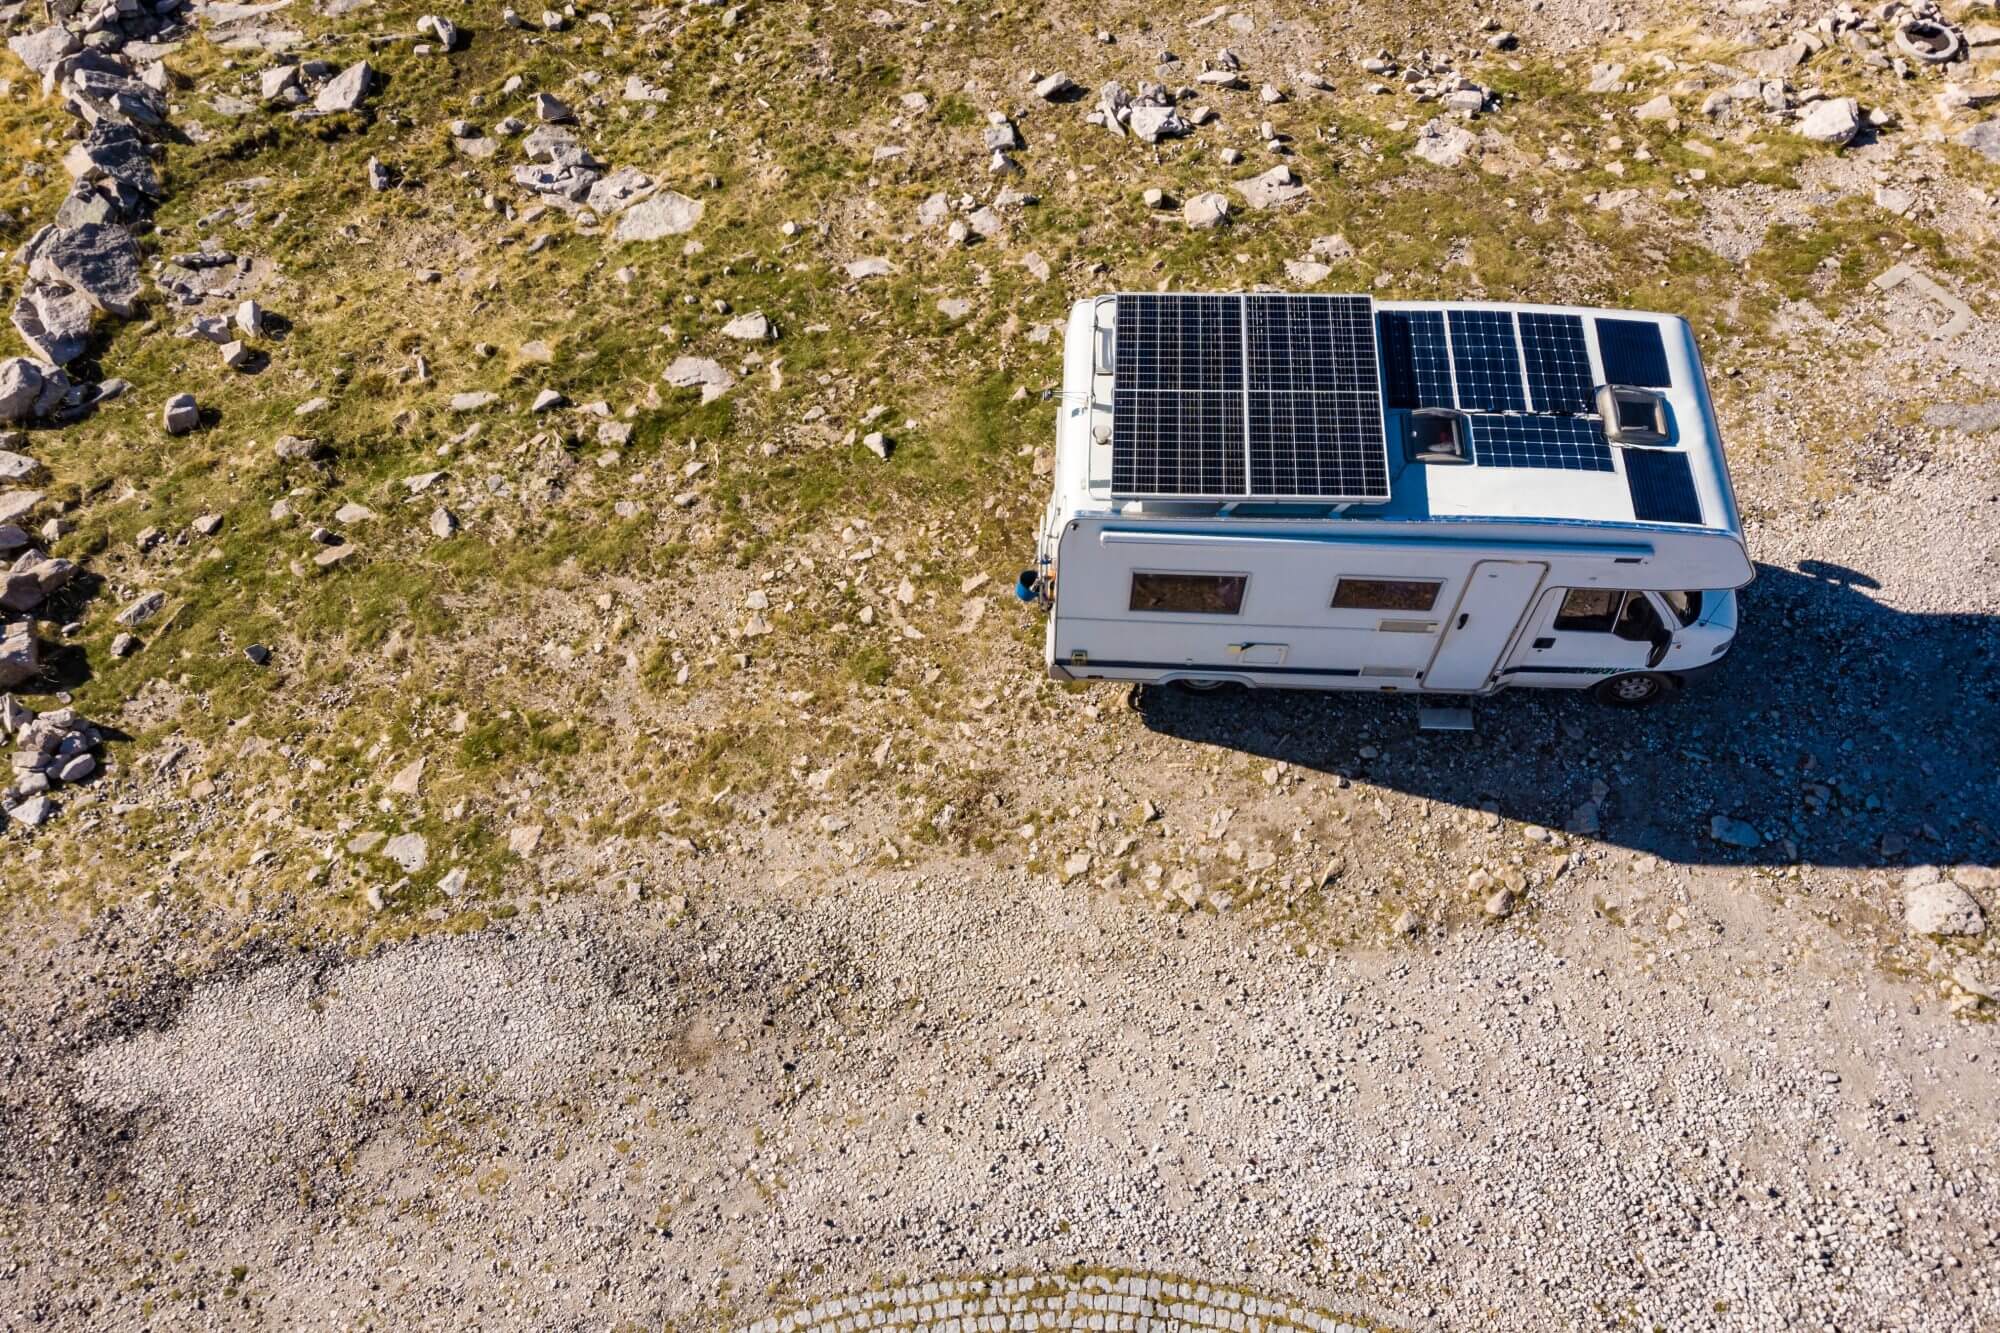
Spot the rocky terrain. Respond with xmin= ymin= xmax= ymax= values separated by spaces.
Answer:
xmin=1 ymin=0 xmax=1998 ymax=1328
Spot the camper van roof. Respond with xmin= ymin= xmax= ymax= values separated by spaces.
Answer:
xmin=1065 ymin=293 xmax=1743 ymax=538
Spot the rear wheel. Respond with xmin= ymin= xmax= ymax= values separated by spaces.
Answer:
xmin=1594 ymin=672 xmax=1669 ymax=707
xmin=1174 ymin=677 xmax=1235 ymax=694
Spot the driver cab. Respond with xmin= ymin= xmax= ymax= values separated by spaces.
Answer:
xmin=1508 ymin=587 xmax=1727 ymax=681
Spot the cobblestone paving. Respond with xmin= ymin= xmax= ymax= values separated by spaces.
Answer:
xmin=745 ymin=1270 xmax=1385 ymax=1333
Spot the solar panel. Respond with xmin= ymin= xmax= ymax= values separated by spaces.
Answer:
xmin=1111 ymin=390 xmax=1245 ymax=495
xmin=1110 ymin=293 xmax=1389 ymax=501
xmin=1467 ymin=414 xmax=1614 ymax=471
xmin=1595 ymin=317 xmax=1671 ymax=387
xmin=1376 ymin=310 xmax=1453 ymax=410
xmin=1115 ymin=293 xmax=1242 ymax=393
xmin=1624 ymin=447 xmax=1703 ymax=524
xmin=1111 ymin=294 xmax=1245 ymax=496
xmin=1447 ymin=309 xmax=1527 ymax=412
xmin=1246 ymin=389 xmax=1390 ymax=498
xmin=1517 ymin=312 xmax=1595 ymax=414
xmin=1245 ymin=295 xmax=1388 ymax=499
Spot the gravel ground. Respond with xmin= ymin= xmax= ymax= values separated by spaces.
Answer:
xmin=2 ymin=856 xmax=1994 ymax=1331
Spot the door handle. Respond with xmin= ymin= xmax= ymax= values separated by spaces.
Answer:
xmin=1456 ymin=613 xmax=1470 ymax=630
xmin=1533 ymin=636 xmax=1555 ymax=650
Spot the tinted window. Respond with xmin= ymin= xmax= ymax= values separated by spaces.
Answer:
xmin=1331 ymin=578 xmax=1442 ymax=612
xmin=1554 ymin=588 xmax=1620 ymax=633
xmin=1129 ymin=572 xmax=1246 ymax=615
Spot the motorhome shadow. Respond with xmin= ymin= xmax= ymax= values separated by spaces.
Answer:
xmin=1131 ymin=561 xmax=2000 ymax=871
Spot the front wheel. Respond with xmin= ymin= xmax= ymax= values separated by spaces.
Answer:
xmin=1594 ymin=672 xmax=1670 ymax=707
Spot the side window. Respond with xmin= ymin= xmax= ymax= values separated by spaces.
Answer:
xmin=1129 ymin=572 xmax=1246 ymax=615
xmin=1614 ymin=593 xmax=1666 ymax=643
xmin=1553 ymin=588 xmax=1620 ymax=633
xmin=1331 ymin=578 xmax=1443 ymax=612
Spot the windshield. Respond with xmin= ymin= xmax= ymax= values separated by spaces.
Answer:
xmin=1660 ymin=590 xmax=1703 ymax=626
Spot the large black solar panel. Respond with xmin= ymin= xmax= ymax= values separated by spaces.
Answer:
xmin=1246 ymin=389 xmax=1390 ymax=499
xmin=1447 ymin=309 xmax=1527 ymax=412
xmin=1244 ymin=295 xmax=1388 ymax=499
xmin=1624 ymin=447 xmax=1703 ymax=524
xmin=1110 ymin=390 xmax=1245 ymax=495
xmin=1517 ymin=312 xmax=1595 ymax=414
xmin=1111 ymin=294 xmax=1245 ymax=496
xmin=1111 ymin=293 xmax=1389 ymax=500
xmin=1467 ymin=414 xmax=1614 ymax=471
xmin=1115 ymin=293 xmax=1241 ymax=392
xmin=1595 ymin=317 xmax=1671 ymax=387
xmin=1376 ymin=310 xmax=1453 ymax=410
xmin=1245 ymin=294 xmax=1374 ymax=392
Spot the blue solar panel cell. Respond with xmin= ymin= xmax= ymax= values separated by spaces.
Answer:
xmin=1595 ymin=317 xmax=1672 ymax=388
xmin=1447 ymin=309 xmax=1527 ymax=412
xmin=1376 ymin=310 xmax=1453 ymax=410
xmin=1623 ymin=447 xmax=1703 ymax=524
xmin=1466 ymin=414 xmax=1613 ymax=471
xmin=1517 ymin=312 xmax=1595 ymax=414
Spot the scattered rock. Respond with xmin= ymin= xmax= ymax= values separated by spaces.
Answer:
xmin=114 ymin=591 xmax=165 ymax=626
xmin=1905 ymin=877 xmax=1985 ymax=937
xmin=1034 ymin=72 xmax=1080 ymax=101
xmin=611 ymin=192 xmax=704 ymax=242
xmin=314 ymin=60 xmax=374 ymax=113
xmin=1412 ymin=117 xmax=1478 ymax=167
xmin=1709 ymin=815 xmax=1762 ymax=849
xmin=721 ymin=312 xmax=773 ymax=341
xmin=1183 ymin=192 xmax=1231 ymax=229
xmin=662 ymin=356 xmax=735 ymax=403
xmin=161 ymin=393 xmax=200 ymax=435
xmin=1797 ymin=97 xmax=1861 ymax=146
xmin=1234 ymin=165 xmax=1308 ymax=209
xmin=382 ymin=832 xmax=429 ymax=873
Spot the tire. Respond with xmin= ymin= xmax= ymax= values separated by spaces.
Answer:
xmin=1594 ymin=672 xmax=1669 ymax=707
xmin=1173 ymin=677 xmax=1236 ymax=694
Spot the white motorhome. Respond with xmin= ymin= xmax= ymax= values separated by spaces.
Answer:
xmin=1025 ymin=292 xmax=1753 ymax=707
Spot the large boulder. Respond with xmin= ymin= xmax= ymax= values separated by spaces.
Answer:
xmin=613 ymin=191 xmax=703 ymax=242
xmin=0 ymin=620 xmax=38 ymax=690
xmin=1797 ymin=96 xmax=1861 ymax=146
xmin=10 ymin=281 xmax=95 ymax=366
xmin=1128 ymin=105 xmax=1189 ymax=144
xmin=67 ymin=65 xmax=170 ymax=131
xmin=62 ymin=122 xmax=162 ymax=199
xmin=28 ymin=224 xmax=143 ymax=319
xmin=662 ymin=356 xmax=735 ymax=403
xmin=54 ymin=181 xmax=125 ymax=230
xmin=1955 ymin=118 xmax=2000 ymax=163
xmin=1183 ymin=192 xmax=1231 ymax=229
xmin=6 ymin=26 xmax=80 ymax=78
xmin=314 ymin=60 xmax=374 ymax=113
xmin=0 ymin=360 xmax=48 ymax=424
xmin=1905 ymin=875 xmax=1985 ymax=936
xmin=1234 ymin=164 xmax=1309 ymax=210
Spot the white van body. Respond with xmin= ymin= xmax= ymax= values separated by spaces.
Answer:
xmin=1031 ymin=294 xmax=1754 ymax=703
